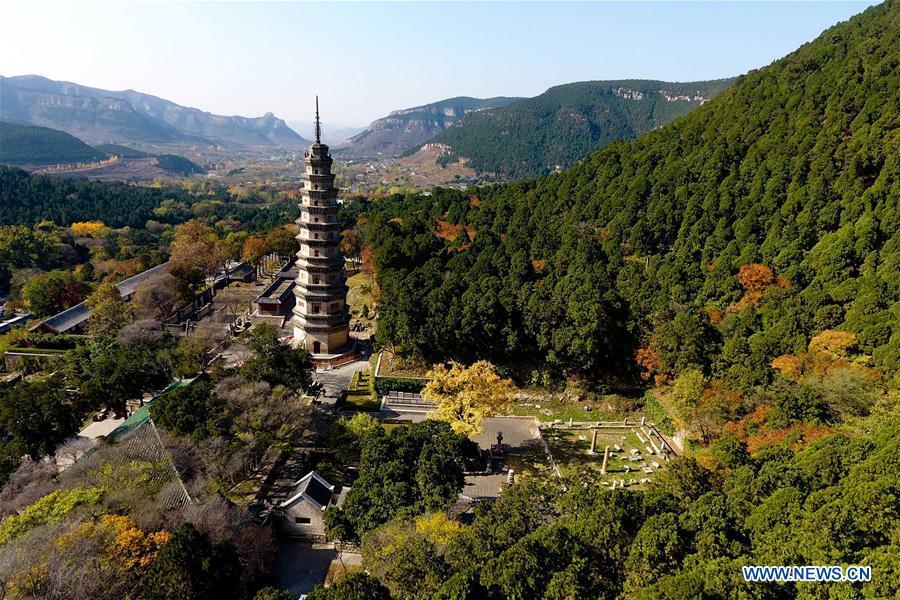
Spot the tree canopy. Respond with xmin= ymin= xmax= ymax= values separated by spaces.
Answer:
xmin=364 ymin=1 xmax=899 ymax=391
xmin=423 ymin=360 xmax=515 ymax=435
xmin=325 ymin=418 xmax=478 ymax=543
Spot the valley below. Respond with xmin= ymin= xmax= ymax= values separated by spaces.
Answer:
xmin=31 ymin=157 xmax=176 ymax=182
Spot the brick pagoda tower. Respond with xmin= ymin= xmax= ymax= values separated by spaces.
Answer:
xmin=291 ymin=98 xmax=350 ymax=355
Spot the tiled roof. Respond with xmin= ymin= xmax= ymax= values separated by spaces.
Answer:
xmin=256 ymin=277 xmax=294 ymax=304
xmin=280 ymin=471 xmax=335 ymax=510
xmin=0 ymin=313 xmax=32 ymax=334
xmin=30 ymin=262 xmax=170 ymax=333
xmin=34 ymin=302 xmax=90 ymax=333
xmin=115 ymin=261 xmax=170 ymax=298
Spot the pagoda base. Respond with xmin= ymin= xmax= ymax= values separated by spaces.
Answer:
xmin=292 ymin=322 xmax=349 ymax=356
xmin=310 ymin=340 xmax=358 ymax=369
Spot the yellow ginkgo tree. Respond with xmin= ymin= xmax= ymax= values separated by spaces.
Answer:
xmin=423 ymin=360 xmax=515 ymax=436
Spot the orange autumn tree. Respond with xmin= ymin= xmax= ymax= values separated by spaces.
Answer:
xmin=737 ymin=263 xmax=776 ymax=292
xmin=241 ymin=236 xmax=268 ymax=264
xmin=771 ymin=354 xmax=803 ymax=380
xmin=57 ymin=514 xmax=169 ymax=574
xmin=635 ymin=348 xmax=660 ymax=382
xmin=169 ymin=220 xmax=221 ymax=295
xmin=809 ymin=330 xmax=858 ymax=357
xmin=107 ymin=515 xmax=170 ymax=571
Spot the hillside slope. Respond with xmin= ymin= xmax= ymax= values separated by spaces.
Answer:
xmin=0 ymin=121 xmax=107 ymax=166
xmin=340 ymin=96 xmax=521 ymax=158
xmin=419 ymin=79 xmax=734 ymax=179
xmin=0 ymin=75 xmax=308 ymax=149
xmin=367 ymin=1 xmax=899 ymax=383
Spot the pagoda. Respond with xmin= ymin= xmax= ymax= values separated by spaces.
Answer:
xmin=291 ymin=98 xmax=350 ymax=355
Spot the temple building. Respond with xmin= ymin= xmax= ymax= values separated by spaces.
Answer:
xmin=291 ymin=99 xmax=350 ymax=356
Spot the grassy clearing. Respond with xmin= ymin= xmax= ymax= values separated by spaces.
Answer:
xmin=224 ymin=479 xmax=259 ymax=507
xmin=506 ymin=446 xmax=554 ymax=479
xmin=339 ymin=369 xmax=380 ymax=411
xmin=543 ymin=427 xmax=666 ymax=488
xmin=325 ymin=560 xmax=363 ymax=586
xmin=376 ymin=349 xmax=430 ymax=378
xmin=346 ymin=272 xmax=375 ymax=322
xmin=508 ymin=399 xmax=625 ymax=424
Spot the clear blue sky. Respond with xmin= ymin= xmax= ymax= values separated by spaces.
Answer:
xmin=2 ymin=1 xmax=878 ymax=127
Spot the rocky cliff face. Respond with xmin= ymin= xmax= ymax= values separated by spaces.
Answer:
xmin=0 ymin=75 xmax=308 ymax=149
xmin=340 ymin=96 xmax=521 ymax=158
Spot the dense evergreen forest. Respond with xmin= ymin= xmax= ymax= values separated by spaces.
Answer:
xmin=329 ymin=5 xmax=900 ymax=597
xmin=0 ymin=166 xmax=296 ymax=231
xmin=419 ymin=79 xmax=733 ymax=179
xmin=326 ymin=421 xmax=898 ymax=599
xmin=0 ymin=122 xmax=107 ymax=166
xmin=368 ymin=1 xmax=899 ymax=387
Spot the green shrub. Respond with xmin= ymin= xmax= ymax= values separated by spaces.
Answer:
xmin=0 ymin=487 xmax=104 ymax=545
xmin=641 ymin=393 xmax=674 ymax=435
xmin=373 ymin=376 xmax=427 ymax=397
xmin=6 ymin=346 xmax=69 ymax=355
xmin=339 ymin=391 xmax=381 ymax=412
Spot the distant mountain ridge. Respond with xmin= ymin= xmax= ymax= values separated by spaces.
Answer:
xmin=340 ymin=96 xmax=522 ymax=158
xmin=0 ymin=75 xmax=309 ymax=149
xmin=288 ymin=121 xmax=365 ymax=146
xmin=419 ymin=78 xmax=735 ymax=179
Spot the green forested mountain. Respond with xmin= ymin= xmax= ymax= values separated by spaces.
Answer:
xmin=340 ymin=96 xmax=522 ymax=158
xmin=366 ymin=1 xmax=899 ymax=384
xmin=155 ymin=154 xmax=206 ymax=176
xmin=345 ymin=7 xmax=900 ymax=596
xmin=92 ymin=143 xmax=153 ymax=158
xmin=0 ymin=122 xmax=108 ymax=166
xmin=417 ymin=79 xmax=733 ymax=179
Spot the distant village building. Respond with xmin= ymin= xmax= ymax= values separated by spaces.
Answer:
xmin=291 ymin=99 xmax=351 ymax=356
xmin=277 ymin=470 xmax=347 ymax=540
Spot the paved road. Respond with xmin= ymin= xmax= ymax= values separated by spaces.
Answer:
xmin=268 ymin=541 xmax=335 ymax=597
xmin=314 ymin=359 xmax=370 ymax=398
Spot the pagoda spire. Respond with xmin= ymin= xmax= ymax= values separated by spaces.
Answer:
xmin=314 ymin=96 xmax=321 ymax=144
